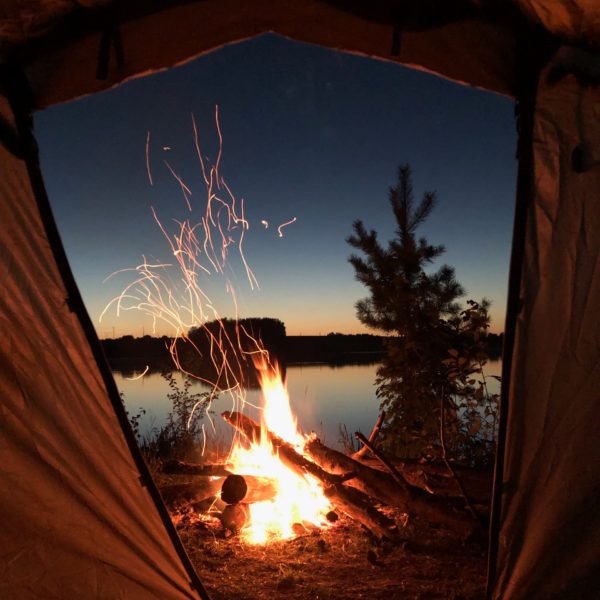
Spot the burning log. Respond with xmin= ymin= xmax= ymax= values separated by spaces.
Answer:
xmin=221 ymin=474 xmax=278 ymax=505
xmin=324 ymin=483 xmax=398 ymax=540
xmin=222 ymin=410 xmax=397 ymax=540
xmin=162 ymin=459 xmax=233 ymax=477
xmin=305 ymin=436 xmax=475 ymax=535
xmin=222 ymin=411 xmax=348 ymax=486
xmin=160 ymin=479 xmax=224 ymax=508
xmin=220 ymin=503 xmax=251 ymax=533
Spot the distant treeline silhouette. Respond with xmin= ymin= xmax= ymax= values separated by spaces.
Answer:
xmin=102 ymin=319 xmax=503 ymax=375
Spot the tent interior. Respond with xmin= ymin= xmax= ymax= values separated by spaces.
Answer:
xmin=1 ymin=2 xmax=599 ymax=599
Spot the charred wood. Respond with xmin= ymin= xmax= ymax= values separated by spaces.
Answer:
xmin=221 ymin=474 xmax=278 ymax=504
xmin=160 ymin=479 xmax=224 ymax=508
xmin=162 ymin=459 xmax=233 ymax=477
xmin=352 ymin=410 xmax=385 ymax=459
xmin=306 ymin=436 xmax=474 ymax=536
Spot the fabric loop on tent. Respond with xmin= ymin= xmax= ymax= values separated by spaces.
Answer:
xmin=0 ymin=111 xmax=24 ymax=157
xmin=0 ymin=63 xmax=35 ymax=158
xmin=96 ymin=18 xmax=124 ymax=81
xmin=546 ymin=46 xmax=600 ymax=172
xmin=390 ymin=4 xmax=404 ymax=56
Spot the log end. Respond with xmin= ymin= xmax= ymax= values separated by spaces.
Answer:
xmin=221 ymin=474 xmax=248 ymax=505
xmin=220 ymin=503 xmax=250 ymax=534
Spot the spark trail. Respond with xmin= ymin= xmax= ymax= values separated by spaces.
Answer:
xmin=102 ymin=107 xmax=271 ymax=447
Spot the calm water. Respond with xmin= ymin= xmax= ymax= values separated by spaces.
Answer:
xmin=115 ymin=361 xmax=501 ymax=451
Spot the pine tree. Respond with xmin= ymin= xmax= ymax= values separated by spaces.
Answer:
xmin=347 ymin=165 xmax=493 ymax=459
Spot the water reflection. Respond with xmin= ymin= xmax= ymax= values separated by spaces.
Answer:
xmin=114 ymin=360 xmax=501 ymax=451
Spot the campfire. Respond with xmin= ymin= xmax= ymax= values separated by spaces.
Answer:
xmin=161 ymin=356 xmax=479 ymax=545
xmin=223 ymin=360 xmax=332 ymax=543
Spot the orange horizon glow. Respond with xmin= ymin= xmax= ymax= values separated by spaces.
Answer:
xmin=94 ymin=308 xmax=505 ymax=340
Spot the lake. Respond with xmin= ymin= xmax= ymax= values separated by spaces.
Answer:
xmin=115 ymin=360 xmax=501 ymax=451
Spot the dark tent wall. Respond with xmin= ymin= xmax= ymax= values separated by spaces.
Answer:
xmin=0 ymin=81 xmax=207 ymax=599
xmin=1 ymin=2 xmax=599 ymax=599
xmin=493 ymin=55 xmax=600 ymax=599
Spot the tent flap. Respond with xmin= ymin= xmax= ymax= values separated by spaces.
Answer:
xmin=0 ymin=83 xmax=205 ymax=599
xmin=492 ymin=51 xmax=600 ymax=599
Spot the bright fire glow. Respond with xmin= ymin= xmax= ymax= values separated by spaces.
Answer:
xmin=229 ymin=362 xmax=331 ymax=543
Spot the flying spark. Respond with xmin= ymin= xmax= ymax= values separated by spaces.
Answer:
xmin=126 ymin=365 xmax=150 ymax=380
xmin=108 ymin=112 xmax=331 ymax=543
xmin=277 ymin=217 xmax=297 ymax=238
xmin=104 ymin=107 xmax=265 ymax=444
xmin=145 ymin=131 xmax=153 ymax=185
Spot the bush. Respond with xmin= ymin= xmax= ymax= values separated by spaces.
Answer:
xmin=125 ymin=373 xmax=214 ymax=462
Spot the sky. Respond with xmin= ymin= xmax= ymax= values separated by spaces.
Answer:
xmin=35 ymin=34 xmax=516 ymax=338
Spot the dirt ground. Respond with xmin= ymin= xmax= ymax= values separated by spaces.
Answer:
xmin=166 ymin=464 xmax=493 ymax=600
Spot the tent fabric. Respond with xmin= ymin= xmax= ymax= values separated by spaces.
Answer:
xmin=18 ymin=0 xmax=518 ymax=109
xmin=514 ymin=0 xmax=600 ymax=47
xmin=0 ymin=93 xmax=203 ymax=599
xmin=0 ymin=2 xmax=599 ymax=599
xmin=492 ymin=56 xmax=600 ymax=598
xmin=1 ymin=1 xmax=599 ymax=57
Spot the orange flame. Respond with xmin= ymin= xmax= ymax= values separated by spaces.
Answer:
xmin=228 ymin=362 xmax=331 ymax=543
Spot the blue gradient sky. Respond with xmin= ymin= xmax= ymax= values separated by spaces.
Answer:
xmin=35 ymin=34 xmax=516 ymax=338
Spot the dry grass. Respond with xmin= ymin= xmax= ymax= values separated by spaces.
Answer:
xmin=174 ymin=501 xmax=488 ymax=600
xmin=152 ymin=450 xmax=492 ymax=599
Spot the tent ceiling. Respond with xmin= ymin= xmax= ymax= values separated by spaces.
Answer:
xmin=514 ymin=0 xmax=600 ymax=46
xmin=0 ymin=1 xmax=596 ymax=108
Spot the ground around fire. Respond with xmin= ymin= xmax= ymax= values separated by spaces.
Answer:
xmin=159 ymin=462 xmax=492 ymax=600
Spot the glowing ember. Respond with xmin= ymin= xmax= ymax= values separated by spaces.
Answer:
xmin=228 ymin=362 xmax=331 ymax=543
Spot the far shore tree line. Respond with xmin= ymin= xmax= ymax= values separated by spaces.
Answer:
xmin=102 ymin=327 xmax=502 ymax=368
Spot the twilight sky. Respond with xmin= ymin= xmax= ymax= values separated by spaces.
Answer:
xmin=35 ymin=34 xmax=516 ymax=338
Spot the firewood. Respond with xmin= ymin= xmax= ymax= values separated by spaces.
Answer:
xmin=162 ymin=459 xmax=233 ymax=476
xmin=221 ymin=474 xmax=278 ymax=504
xmin=354 ymin=431 xmax=433 ymax=493
xmin=305 ymin=436 xmax=412 ymax=507
xmin=160 ymin=479 xmax=224 ymax=508
xmin=306 ymin=436 xmax=474 ymax=536
xmin=324 ymin=483 xmax=399 ymax=541
xmin=352 ymin=411 xmax=386 ymax=459
xmin=221 ymin=411 xmax=347 ymax=486
xmin=220 ymin=503 xmax=251 ymax=533
xmin=221 ymin=411 xmax=396 ymax=539
xmin=191 ymin=496 xmax=226 ymax=513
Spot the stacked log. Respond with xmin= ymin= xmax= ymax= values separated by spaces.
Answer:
xmin=222 ymin=411 xmax=398 ymax=540
xmin=221 ymin=474 xmax=278 ymax=504
xmin=160 ymin=479 xmax=224 ymax=509
xmin=305 ymin=436 xmax=474 ymax=535
xmin=222 ymin=410 xmax=476 ymax=539
xmin=161 ymin=411 xmax=477 ymax=541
